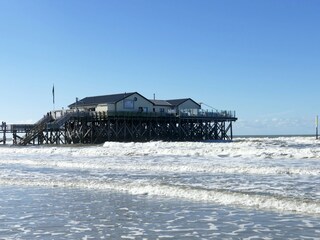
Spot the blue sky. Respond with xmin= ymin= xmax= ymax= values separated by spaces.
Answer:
xmin=0 ymin=0 xmax=319 ymax=135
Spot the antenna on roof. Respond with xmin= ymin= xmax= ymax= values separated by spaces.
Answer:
xmin=153 ymin=93 xmax=155 ymax=100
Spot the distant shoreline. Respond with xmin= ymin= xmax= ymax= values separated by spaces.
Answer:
xmin=234 ymin=134 xmax=315 ymax=138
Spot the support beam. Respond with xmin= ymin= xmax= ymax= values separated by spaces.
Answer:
xmin=6 ymin=113 xmax=237 ymax=145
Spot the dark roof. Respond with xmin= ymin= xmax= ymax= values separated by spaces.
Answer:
xmin=149 ymin=100 xmax=172 ymax=107
xmin=68 ymin=92 xmax=136 ymax=108
xmin=68 ymin=92 xmax=201 ymax=109
xmin=167 ymin=98 xmax=201 ymax=108
xmin=166 ymin=98 xmax=189 ymax=106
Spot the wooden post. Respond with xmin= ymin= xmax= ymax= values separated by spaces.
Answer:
xmin=1 ymin=122 xmax=6 ymax=144
xmin=230 ymin=121 xmax=233 ymax=140
xmin=13 ymin=130 xmax=17 ymax=145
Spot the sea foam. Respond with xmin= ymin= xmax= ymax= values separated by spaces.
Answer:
xmin=1 ymin=136 xmax=320 ymax=216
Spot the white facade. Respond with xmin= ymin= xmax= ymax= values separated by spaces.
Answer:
xmin=173 ymin=99 xmax=201 ymax=116
xmin=152 ymin=105 xmax=172 ymax=113
xmin=151 ymin=101 xmax=171 ymax=113
xmin=73 ymin=104 xmax=96 ymax=111
xmin=115 ymin=93 xmax=153 ymax=112
xmin=70 ymin=92 xmax=201 ymax=115
xmin=176 ymin=99 xmax=200 ymax=111
xmin=96 ymin=104 xmax=108 ymax=112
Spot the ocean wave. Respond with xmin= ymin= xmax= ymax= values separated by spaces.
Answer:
xmin=1 ymin=136 xmax=319 ymax=216
xmin=0 ymin=158 xmax=319 ymax=176
xmin=0 ymin=137 xmax=319 ymax=160
xmin=1 ymin=177 xmax=319 ymax=216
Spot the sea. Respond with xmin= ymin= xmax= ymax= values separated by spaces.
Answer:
xmin=0 ymin=136 xmax=320 ymax=239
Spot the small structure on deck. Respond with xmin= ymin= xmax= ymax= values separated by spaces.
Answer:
xmin=1 ymin=92 xmax=237 ymax=145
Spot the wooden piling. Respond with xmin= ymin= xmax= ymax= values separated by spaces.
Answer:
xmin=3 ymin=111 xmax=237 ymax=145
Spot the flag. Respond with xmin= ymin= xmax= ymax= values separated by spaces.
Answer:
xmin=52 ymin=84 xmax=55 ymax=104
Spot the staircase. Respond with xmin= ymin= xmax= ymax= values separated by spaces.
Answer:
xmin=19 ymin=111 xmax=90 ymax=145
xmin=47 ymin=111 xmax=87 ymax=129
xmin=19 ymin=115 xmax=53 ymax=145
xmin=46 ymin=112 xmax=74 ymax=129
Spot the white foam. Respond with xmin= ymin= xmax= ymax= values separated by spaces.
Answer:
xmin=1 ymin=136 xmax=320 ymax=216
xmin=0 ymin=158 xmax=319 ymax=177
xmin=0 ymin=136 xmax=319 ymax=160
xmin=1 ymin=177 xmax=320 ymax=215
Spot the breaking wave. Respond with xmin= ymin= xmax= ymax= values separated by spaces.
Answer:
xmin=1 ymin=136 xmax=320 ymax=216
xmin=1 ymin=176 xmax=320 ymax=215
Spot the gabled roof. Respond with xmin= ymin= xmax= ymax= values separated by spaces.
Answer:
xmin=166 ymin=98 xmax=189 ymax=106
xmin=149 ymin=100 xmax=172 ymax=107
xmin=68 ymin=92 xmax=137 ymax=108
xmin=167 ymin=98 xmax=201 ymax=108
xmin=68 ymin=92 xmax=201 ymax=109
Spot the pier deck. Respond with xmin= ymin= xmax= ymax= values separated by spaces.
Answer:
xmin=1 ymin=110 xmax=237 ymax=145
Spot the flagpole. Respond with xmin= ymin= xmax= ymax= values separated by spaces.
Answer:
xmin=52 ymin=84 xmax=55 ymax=111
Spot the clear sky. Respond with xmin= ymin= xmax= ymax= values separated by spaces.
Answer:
xmin=0 ymin=0 xmax=319 ymax=135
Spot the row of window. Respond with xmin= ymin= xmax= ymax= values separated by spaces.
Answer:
xmin=124 ymin=100 xmax=165 ymax=113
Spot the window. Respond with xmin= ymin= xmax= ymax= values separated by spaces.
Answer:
xmin=160 ymin=108 xmax=165 ymax=112
xmin=123 ymin=100 xmax=134 ymax=109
